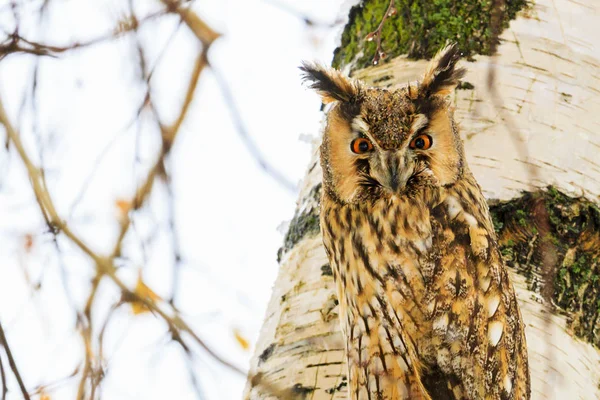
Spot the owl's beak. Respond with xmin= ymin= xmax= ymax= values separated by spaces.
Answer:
xmin=375 ymin=152 xmax=414 ymax=194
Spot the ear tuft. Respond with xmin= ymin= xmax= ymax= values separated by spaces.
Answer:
xmin=420 ymin=43 xmax=466 ymax=97
xmin=300 ymin=62 xmax=359 ymax=104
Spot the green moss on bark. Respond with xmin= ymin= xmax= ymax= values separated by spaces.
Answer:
xmin=278 ymin=184 xmax=322 ymax=262
xmin=333 ymin=0 xmax=528 ymax=70
xmin=490 ymin=187 xmax=600 ymax=347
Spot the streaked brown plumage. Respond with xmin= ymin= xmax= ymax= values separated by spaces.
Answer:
xmin=301 ymin=44 xmax=530 ymax=399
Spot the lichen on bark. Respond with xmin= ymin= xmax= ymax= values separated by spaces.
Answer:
xmin=490 ymin=187 xmax=600 ymax=347
xmin=333 ymin=0 xmax=528 ymax=70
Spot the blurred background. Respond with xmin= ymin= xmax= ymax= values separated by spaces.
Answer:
xmin=0 ymin=0 xmax=350 ymax=398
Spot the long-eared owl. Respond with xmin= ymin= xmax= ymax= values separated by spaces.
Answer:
xmin=301 ymin=44 xmax=530 ymax=399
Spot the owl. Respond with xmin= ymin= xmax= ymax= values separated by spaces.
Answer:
xmin=301 ymin=44 xmax=530 ymax=400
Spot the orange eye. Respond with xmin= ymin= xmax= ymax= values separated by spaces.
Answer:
xmin=351 ymin=138 xmax=373 ymax=154
xmin=409 ymin=134 xmax=433 ymax=150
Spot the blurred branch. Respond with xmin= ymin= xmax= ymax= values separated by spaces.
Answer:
xmin=65 ymin=6 xmax=182 ymax=221
xmin=161 ymin=0 xmax=221 ymax=47
xmin=0 ymin=98 xmax=100 ymax=264
xmin=211 ymin=67 xmax=297 ymax=192
xmin=0 ymin=352 xmax=6 ymax=400
xmin=0 ymin=10 xmax=245 ymax=382
xmin=111 ymin=49 xmax=208 ymax=259
xmin=76 ymin=272 xmax=102 ymax=400
xmin=161 ymin=0 xmax=296 ymax=192
xmin=166 ymin=177 xmax=184 ymax=305
xmin=97 ymin=305 xmax=118 ymax=369
xmin=185 ymin=356 xmax=206 ymax=399
xmin=263 ymin=0 xmax=342 ymax=27
xmin=0 ymin=320 xmax=30 ymax=400
xmin=0 ymin=3 xmax=295 ymax=397
xmin=29 ymin=368 xmax=80 ymax=399
xmin=0 ymin=10 xmax=166 ymax=60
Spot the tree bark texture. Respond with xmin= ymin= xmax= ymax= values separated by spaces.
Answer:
xmin=245 ymin=0 xmax=600 ymax=398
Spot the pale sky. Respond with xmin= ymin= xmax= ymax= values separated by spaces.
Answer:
xmin=0 ymin=0 xmax=350 ymax=398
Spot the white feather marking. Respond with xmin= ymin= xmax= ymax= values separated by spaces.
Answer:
xmin=433 ymin=313 xmax=449 ymax=333
xmin=445 ymin=196 xmax=479 ymax=227
xmin=488 ymin=320 xmax=504 ymax=346
xmin=487 ymin=294 xmax=500 ymax=318
xmin=480 ymin=276 xmax=491 ymax=292
xmin=426 ymin=300 xmax=436 ymax=314
xmin=370 ymin=356 xmax=385 ymax=375
xmin=410 ymin=114 xmax=429 ymax=134
xmin=463 ymin=213 xmax=478 ymax=227
xmin=445 ymin=196 xmax=462 ymax=219
xmin=351 ymin=117 xmax=370 ymax=135
xmin=504 ymin=375 xmax=513 ymax=394
xmin=436 ymin=347 xmax=451 ymax=370
xmin=414 ymin=237 xmax=432 ymax=252
xmin=388 ymin=326 xmax=407 ymax=355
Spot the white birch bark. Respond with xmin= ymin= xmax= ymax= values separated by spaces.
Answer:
xmin=245 ymin=0 xmax=600 ymax=398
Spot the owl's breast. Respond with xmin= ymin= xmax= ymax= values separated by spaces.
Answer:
xmin=320 ymin=196 xmax=442 ymax=323
xmin=320 ymin=190 xmax=495 ymax=338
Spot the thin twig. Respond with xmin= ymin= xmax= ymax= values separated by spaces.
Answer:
xmin=28 ymin=368 xmax=80 ymax=398
xmin=161 ymin=0 xmax=221 ymax=47
xmin=0 ymin=352 xmax=7 ymax=400
xmin=263 ymin=0 xmax=341 ymax=27
xmin=110 ymin=49 xmax=208 ymax=260
xmin=166 ymin=176 xmax=184 ymax=305
xmin=0 ymin=321 xmax=30 ymax=400
xmin=108 ymin=268 xmax=244 ymax=374
xmin=0 ymin=11 xmax=166 ymax=60
xmin=0 ymin=97 xmax=101 ymax=264
xmin=211 ymin=66 xmax=297 ymax=192
xmin=0 ymin=11 xmax=244 ymax=378
xmin=185 ymin=355 xmax=206 ymax=399
xmin=76 ymin=272 xmax=102 ymax=400
xmin=161 ymin=1 xmax=295 ymax=192
xmin=365 ymin=0 xmax=396 ymax=65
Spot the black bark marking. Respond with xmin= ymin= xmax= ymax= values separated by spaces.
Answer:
xmin=321 ymin=264 xmax=333 ymax=276
xmin=258 ymin=343 xmax=276 ymax=365
xmin=291 ymin=383 xmax=315 ymax=397
xmin=325 ymin=380 xmax=348 ymax=394
xmin=306 ymin=361 xmax=344 ymax=368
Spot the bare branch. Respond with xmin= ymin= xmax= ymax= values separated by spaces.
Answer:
xmin=111 ymin=49 xmax=208 ymax=259
xmin=160 ymin=0 xmax=221 ymax=47
xmin=0 ymin=9 xmax=244 ymax=380
xmin=0 ymin=98 xmax=101 ymax=264
xmin=211 ymin=66 xmax=297 ymax=192
xmin=0 ymin=11 xmax=166 ymax=60
xmin=263 ymin=0 xmax=341 ymax=27
xmin=364 ymin=0 xmax=396 ymax=65
xmin=0 ymin=321 xmax=30 ymax=400
xmin=0 ymin=352 xmax=7 ymax=400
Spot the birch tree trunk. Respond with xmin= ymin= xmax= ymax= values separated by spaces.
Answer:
xmin=245 ymin=0 xmax=600 ymax=398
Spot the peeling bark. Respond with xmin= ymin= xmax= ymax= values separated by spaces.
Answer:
xmin=245 ymin=0 xmax=600 ymax=398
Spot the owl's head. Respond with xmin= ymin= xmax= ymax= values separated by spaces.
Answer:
xmin=302 ymin=44 xmax=467 ymax=204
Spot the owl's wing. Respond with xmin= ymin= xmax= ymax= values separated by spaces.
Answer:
xmin=427 ymin=205 xmax=530 ymax=399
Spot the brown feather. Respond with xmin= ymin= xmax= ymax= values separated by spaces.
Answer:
xmin=421 ymin=43 xmax=467 ymax=98
xmin=300 ymin=62 xmax=359 ymax=104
